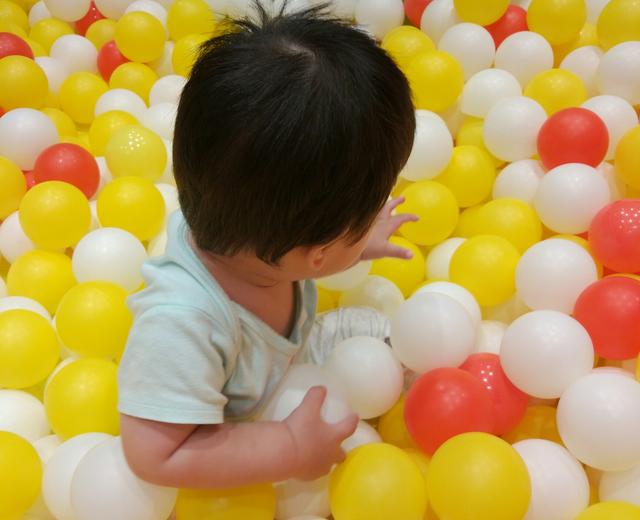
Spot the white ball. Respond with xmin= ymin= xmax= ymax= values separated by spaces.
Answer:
xmin=0 ymin=390 xmax=49 ymax=442
xmin=0 ymin=277 xmax=5 ymax=298
xmin=44 ymin=0 xmax=91 ymax=21
xmin=515 ymin=239 xmax=598 ymax=314
xmin=34 ymin=57 xmax=69 ymax=95
xmin=425 ymin=237 xmax=465 ymax=280
xmin=88 ymin=199 xmax=100 ymax=230
xmin=495 ymin=31 xmax=554 ymax=87
xmin=438 ymin=100 xmax=464 ymax=135
xmin=159 ymin=138 xmax=174 ymax=184
xmin=560 ymin=46 xmax=603 ymax=97
xmin=501 ymin=310 xmax=594 ymax=398
xmin=483 ymin=96 xmax=547 ymax=162
xmin=148 ymin=230 xmax=167 ymax=257
xmin=72 ymin=228 xmax=148 ymax=292
xmin=596 ymin=162 xmax=626 ymax=201
xmin=140 ymin=102 xmax=176 ymax=140
xmin=125 ymin=0 xmax=167 ymax=28
xmin=354 ymin=0 xmax=404 ymax=40
xmin=475 ymin=320 xmax=507 ymax=354
xmin=155 ymin=182 xmax=179 ymax=222
xmin=460 ymin=68 xmax=522 ymax=118
xmin=259 ymin=364 xmax=352 ymax=424
xmin=534 ymin=163 xmax=610 ymax=234
xmin=0 ymin=296 xmax=50 ymax=320
xmin=558 ymin=371 xmax=640 ymax=471
xmin=438 ymin=23 xmax=495 ymax=81
xmin=600 ymin=463 xmax=640 ymax=506
xmin=29 ymin=1 xmax=52 ymax=26
xmin=329 ymin=0 xmax=356 ymax=18
xmin=95 ymin=156 xmax=113 ymax=196
xmin=43 ymin=433 xmax=114 ymax=520
xmin=94 ymin=0 xmax=133 ymax=19
xmin=0 ymin=108 xmax=58 ymax=170
xmin=493 ymin=159 xmax=545 ymax=204
xmin=513 ymin=439 xmax=590 ymax=520
xmin=390 ymin=292 xmax=476 ymax=374
xmin=338 ymin=275 xmax=404 ymax=319
xmin=420 ymin=0 xmax=459 ymax=44
xmin=275 ymin=476 xmax=330 ymax=520
xmin=342 ymin=420 xmax=381 ymax=453
xmin=32 ymin=434 xmax=62 ymax=463
xmin=149 ymin=75 xmax=186 ymax=106
xmin=70 ymin=436 xmax=178 ymax=520
xmin=413 ymin=280 xmax=481 ymax=329
xmin=94 ymin=89 xmax=147 ymax=120
xmin=597 ymin=41 xmax=640 ymax=106
xmin=400 ymin=110 xmax=453 ymax=181
xmin=586 ymin=0 xmax=608 ymax=23
xmin=50 ymin=35 xmax=98 ymax=74
xmin=149 ymin=41 xmax=175 ymax=76
xmin=0 ymin=211 xmax=36 ymax=263
xmin=316 ymin=261 xmax=372 ymax=292
xmin=325 ymin=336 xmax=403 ymax=419
xmin=582 ymin=94 xmax=639 ymax=160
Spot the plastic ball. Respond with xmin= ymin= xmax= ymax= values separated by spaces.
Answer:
xmin=516 ymin=238 xmax=598 ymax=313
xmin=436 ymin=145 xmax=495 ymax=207
xmin=87 ymin=112 xmax=134 ymax=157
xmin=455 ymin=117 xmax=504 ymax=167
xmin=59 ymin=71 xmax=108 ymax=125
xmin=577 ymin=502 xmax=640 ymax=520
xmin=474 ymin=198 xmax=542 ymax=253
xmin=583 ymin=95 xmax=638 ymax=161
xmin=0 ymin=389 xmax=48 ymax=441
xmin=525 ymin=68 xmax=587 ymax=115
xmin=0 ymin=0 xmax=28 ymax=29
xmin=483 ymin=96 xmax=547 ymax=162
xmin=474 ymin=319 xmax=506 ymax=354
xmin=616 ymin=126 xmax=640 ymax=190
xmin=0 ymin=295 xmax=50 ymax=320
xmin=560 ymin=45 xmax=602 ymax=96
xmin=338 ymin=275 xmax=404 ymax=319
xmin=0 ymin=30 xmax=32 ymax=59
xmin=0 ymin=156 xmax=26 ymax=219
xmin=96 ymin=40 xmax=128 ymax=81
xmin=32 ymin=143 xmax=99 ymax=198
xmin=109 ymin=61 xmax=157 ymax=103
xmin=0 ymin=108 xmax=58 ymax=169
xmin=177 ymin=484 xmax=274 ymax=520
xmin=342 ymin=420 xmax=382 ymax=452
xmin=370 ymin=236 xmax=425 ymax=297
xmin=43 ymin=0 xmax=90 ymax=21
xmin=403 ymin=0 xmax=432 ymax=26
xmin=535 ymin=163 xmax=610 ymax=234
xmin=0 ymin=211 xmax=35 ymax=263
xmin=527 ymin=0 xmax=586 ymax=45
xmin=115 ymin=11 xmax=165 ymax=64
xmin=75 ymin=1 xmax=105 ymax=35
xmin=172 ymin=32 xmax=207 ymax=77
xmin=149 ymin=74 xmax=186 ymax=105
xmin=149 ymin=39 xmax=174 ymax=75
xmin=493 ymin=159 xmax=545 ymax=205
xmin=420 ymin=0 xmax=459 ymax=44
xmin=33 ymin=56 xmax=67 ymax=95
xmin=590 ymin=199 xmax=640 ymax=273
xmin=453 ymin=0 xmax=507 ymax=25
xmin=274 ymin=475 xmax=330 ymax=520
xmin=600 ymin=465 xmax=640 ymax=506
xmin=429 ymin=432 xmax=530 ymax=519
xmin=596 ymin=42 xmax=640 ymax=106
xmin=381 ymin=25 xmax=435 ymax=72
xmin=484 ymin=4 xmax=528 ymax=47
xmin=94 ymin=88 xmax=146 ymax=121
xmin=42 ymin=106 xmax=77 ymax=137
xmin=413 ymin=280 xmax=481 ymax=328
xmin=400 ymin=110 xmax=452 ymax=181
xmin=316 ymin=260 xmax=371 ymax=292
xmin=104 ymin=124 xmax=166 ymax=180
xmin=355 ymin=0 xmax=403 ymax=40
xmin=377 ymin=395 xmax=417 ymax=449
xmin=390 ymin=292 xmax=476 ymax=374
xmin=140 ymin=101 xmax=175 ymax=140
xmin=438 ymin=23 xmax=495 ymax=80
xmin=503 ymin=404 xmax=562 ymax=444
xmin=558 ymin=371 xmax=640 ymax=471
xmin=495 ymin=31 xmax=553 ymax=87
xmin=449 ymin=234 xmax=520 ymax=307
xmin=425 ymin=237 xmax=465 ymax=280
xmin=85 ymin=18 xmax=116 ymax=49
xmin=94 ymin=0 xmax=133 ymax=19
xmin=0 ymin=54 xmax=48 ymax=110
xmin=167 ymin=0 xmax=215 ymax=41
xmin=405 ymin=50 xmax=463 ymax=112
xmin=0 ymin=431 xmax=42 ymax=520
xmin=330 ymin=443 xmax=428 ymax=520
xmin=49 ymin=35 xmax=97 ymax=75
xmin=125 ymin=0 xmax=168 ymax=27
xmin=597 ymin=0 xmax=640 ymax=50
xmin=460 ymin=68 xmax=521 ymax=118
xmin=513 ymin=439 xmax=590 ymax=520
xmin=28 ymin=2 xmax=51 ymax=27
xmin=29 ymin=18 xmax=73 ymax=53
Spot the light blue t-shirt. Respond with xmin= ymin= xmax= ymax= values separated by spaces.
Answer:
xmin=117 ymin=212 xmax=320 ymax=424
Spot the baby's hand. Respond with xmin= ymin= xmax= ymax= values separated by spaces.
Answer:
xmin=361 ymin=197 xmax=418 ymax=261
xmin=283 ymin=386 xmax=358 ymax=481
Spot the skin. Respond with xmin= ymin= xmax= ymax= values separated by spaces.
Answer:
xmin=120 ymin=198 xmax=416 ymax=488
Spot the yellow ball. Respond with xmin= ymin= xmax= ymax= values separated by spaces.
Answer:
xmin=456 ymin=117 xmax=504 ymax=167
xmin=59 ymin=72 xmax=109 ymax=125
xmin=576 ymin=502 xmax=640 ymax=520
xmin=330 ymin=443 xmax=428 ymax=520
xmin=19 ymin=181 xmax=91 ymax=251
xmin=0 ymin=55 xmax=48 ymax=110
xmin=378 ymin=395 xmax=418 ymax=450
xmin=109 ymin=62 xmax=158 ymax=103
xmin=317 ymin=286 xmax=340 ymax=313
xmin=97 ymin=176 xmax=165 ymax=241
xmin=0 ymin=156 xmax=26 ymax=219
xmin=7 ymin=250 xmax=76 ymax=314
xmin=104 ymin=124 xmax=167 ymax=181
xmin=474 ymin=198 xmax=542 ymax=253
xmin=454 ymin=0 xmax=508 ymax=25
xmin=0 ymin=0 xmax=27 ymax=31
xmin=115 ymin=11 xmax=166 ymax=63
xmin=172 ymin=32 xmax=209 ymax=77
xmin=60 ymin=133 xmax=91 ymax=153
xmin=0 ymin=19 xmax=27 ymax=37
xmin=85 ymin=18 xmax=117 ymax=50
xmin=176 ymin=484 xmax=276 ymax=520
xmin=436 ymin=145 xmax=496 ymax=208
xmin=29 ymin=18 xmax=73 ymax=53
xmin=0 ymin=431 xmax=42 ymax=519
xmin=370 ymin=236 xmax=425 ymax=297
xmin=502 ymin=405 xmax=563 ymax=445
xmin=25 ymin=36 xmax=46 ymax=57
xmin=428 ymin=432 xmax=530 ymax=520
xmin=167 ymin=0 xmax=216 ymax=41
xmin=524 ymin=68 xmax=587 ymax=115
xmin=381 ymin=26 xmax=435 ymax=72
xmin=56 ymin=281 xmax=133 ymax=359
xmin=42 ymin=107 xmax=77 ymax=137
xmin=406 ymin=50 xmax=464 ymax=112
xmin=527 ymin=0 xmax=587 ymax=46
xmin=450 ymin=234 xmax=520 ymax=307
xmin=454 ymin=204 xmax=482 ymax=238
xmin=405 ymin=448 xmax=430 ymax=498
xmin=397 ymin=181 xmax=459 ymax=246
xmin=88 ymin=110 xmax=138 ymax=156
xmin=616 ymin=126 xmax=640 ymax=190
xmin=44 ymin=358 xmax=119 ymax=439
xmin=0 ymin=309 xmax=59 ymax=389
xmin=553 ymin=22 xmax=598 ymax=65
xmin=597 ymin=0 xmax=640 ymax=50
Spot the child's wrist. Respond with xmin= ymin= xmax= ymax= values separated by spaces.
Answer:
xmin=280 ymin=420 xmax=302 ymax=479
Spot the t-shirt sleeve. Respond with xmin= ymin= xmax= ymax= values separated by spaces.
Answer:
xmin=118 ymin=305 xmax=235 ymax=425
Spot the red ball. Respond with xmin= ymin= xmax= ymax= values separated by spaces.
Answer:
xmin=23 ymin=170 xmax=36 ymax=189
xmin=404 ymin=367 xmax=495 ymax=455
xmin=75 ymin=2 xmax=105 ymax=36
xmin=574 ymin=277 xmax=640 ymax=360
xmin=404 ymin=0 xmax=433 ymax=27
xmin=0 ymin=32 xmax=34 ymax=59
xmin=589 ymin=200 xmax=640 ymax=273
xmin=459 ymin=353 xmax=528 ymax=435
xmin=33 ymin=143 xmax=100 ymax=199
xmin=484 ymin=5 xmax=528 ymax=47
xmin=97 ymin=40 xmax=129 ymax=81
xmin=537 ymin=107 xmax=609 ymax=170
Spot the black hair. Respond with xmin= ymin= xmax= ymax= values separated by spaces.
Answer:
xmin=173 ymin=4 xmax=415 ymax=263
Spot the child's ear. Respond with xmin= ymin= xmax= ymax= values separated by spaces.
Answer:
xmin=307 ymin=244 xmax=330 ymax=272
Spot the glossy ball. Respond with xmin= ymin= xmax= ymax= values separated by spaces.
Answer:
xmin=494 ymin=31 xmax=553 ymax=87
xmin=0 ymin=30 xmax=33 ymax=58
xmin=97 ymin=40 xmax=128 ymax=81
xmin=33 ymin=143 xmax=100 ymax=198
xmin=399 ymin=110 xmax=452 ymax=181
xmin=109 ymin=61 xmax=157 ymax=103
xmin=525 ymin=68 xmax=587 ymax=115
xmin=0 ymin=55 xmax=47 ymax=110
xmin=597 ymin=0 xmax=640 ymax=50
xmin=596 ymin=42 xmax=640 ymax=106
xmin=484 ymin=5 xmax=528 ymax=47
xmin=474 ymin=198 xmax=542 ymax=253
xmin=59 ymin=72 xmax=108 ymax=125
xmin=371 ymin=237 xmax=425 ymax=297
xmin=0 ymin=155 xmax=26 ymax=219
xmin=0 ymin=431 xmax=42 ymax=520
xmin=177 ymin=484 xmax=273 ymax=520
xmin=460 ymin=68 xmax=521 ymax=118
xmin=381 ymin=25 xmax=435 ymax=71
xmin=115 ymin=11 xmax=165 ymax=63
xmin=105 ymin=124 xmax=166 ymax=180
xmin=0 ymin=108 xmax=58 ymax=170
xmin=405 ymin=50 xmax=464 ymax=112
xmin=616 ymin=126 xmax=640 ymax=190
xmin=527 ymin=0 xmax=587 ymax=45
xmin=438 ymin=22 xmax=495 ymax=80
xmin=582 ymin=95 xmax=638 ymax=161
xmin=49 ymin=34 xmax=97 ymax=74
xmin=589 ymin=200 xmax=640 ymax=273
xmin=94 ymin=88 xmax=146 ymax=120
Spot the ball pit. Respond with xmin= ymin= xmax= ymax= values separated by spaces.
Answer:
xmin=0 ymin=0 xmax=639 ymax=518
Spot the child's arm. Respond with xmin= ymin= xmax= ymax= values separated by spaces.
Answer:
xmin=120 ymin=386 xmax=358 ymax=488
xmin=361 ymin=197 xmax=418 ymax=261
